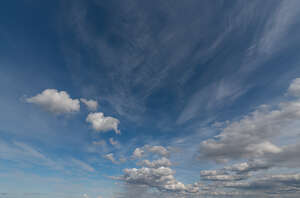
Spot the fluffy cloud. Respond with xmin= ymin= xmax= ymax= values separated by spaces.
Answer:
xmin=194 ymin=78 xmax=300 ymax=197
xmin=115 ymin=145 xmax=198 ymax=194
xmin=86 ymin=112 xmax=120 ymax=134
xmin=146 ymin=145 xmax=169 ymax=157
xmin=132 ymin=148 xmax=144 ymax=158
xmin=26 ymin=89 xmax=80 ymax=114
xmin=80 ymin=98 xmax=98 ymax=111
xmin=132 ymin=145 xmax=169 ymax=158
xmin=118 ymin=167 xmax=187 ymax=192
xmin=288 ymin=78 xmax=300 ymax=97
xmin=199 ymin=85 xmax=300 ymax=162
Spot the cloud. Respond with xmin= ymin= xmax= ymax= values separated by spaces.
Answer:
xmin=224 ymin=173 xmax=300 ymax=195
xmin=288 ymin=78 xmax=300 ymax=97
xmin=224 ymin=160 xmax=271 ymax=174
xmin=86 ymin=112 xmax=120 ymax=134
xmin=192 ymin=78 xmax=300 ymax=197
xmin=80 ymin=98 xmax=98 ymax=111
xmin=119 ymin=167 xmax=186 ymax=192
xmin=138 ymin=157 xmax=172 ymax=168
xmin=109 ymin=138 xmax=120 ymax=148
xmin=132 ymin=145 xmax=170 ymax=159
xmin=104 ymin=153 xmax=117 ymax=164
xmin=132 ymin=148 xmax=144 ymax=158
xmin=83 ymin=194 xmax=89 ymax=198
xmin=198 ymin=79 xmax=300 ymax=162
xmin=114 ymin=145 xmax=199 ymax=195
xmin=146 ymin=145 xmax=169 ymax=157
xmin=26 ymin=89 xmax=80 ymax=114
xmin=200 ymin=170 xmax=248 ymax=182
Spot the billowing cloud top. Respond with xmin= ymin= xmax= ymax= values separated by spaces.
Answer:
xmin=26 ymin=89 xmax=80 ymax=114
xmin=86 ymin=112 xmax=120 ymax=134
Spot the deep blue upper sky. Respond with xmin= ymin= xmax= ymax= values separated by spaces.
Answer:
xmin=1 ymin=1 xmax=300 ymax=198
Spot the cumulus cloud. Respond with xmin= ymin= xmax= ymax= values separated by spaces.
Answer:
xmin=26 ymin=89 xmax=80 ymax=114
xmin=199 ymin=81 xmax=300 ymax=162
xmin=80 ymin=98 xmax=98 ymax=111
xmin=132 ymin=148 xmax=144 ymax=158
xmin=109 ymin=138 xmax=120 ymax=148
xmin=118 ymin=167 xmax=187 ymax=192
xmin=193 ymin=78 xmax=300 ymax=197
xmin=115 ymin=145 xmax=200 ymax=194
xmin=86 ymin=112 xmax=120 ymax=134
xmin=146 ymin=145 xmax=169 ymax=157
xmin=132 ymin=145 xmax=169 ymax=159
xmin=138 ymin=157 xmax=172 ymax=168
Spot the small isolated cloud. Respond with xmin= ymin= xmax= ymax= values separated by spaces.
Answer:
xmin=132 ymin=148 xmax=144 ymax=158
xmin=86 ymin=112 xmax=120 ymax=134
xmin=26 ymin=89 xmax=80 ymax=114
xmin=104 ymin=153 xmax=117 ymax=164
xmin=80 ymin=98 xmax=98 ymax=111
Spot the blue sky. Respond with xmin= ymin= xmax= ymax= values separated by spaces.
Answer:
xmin=1 ymin=0 xmax=300 ymax=198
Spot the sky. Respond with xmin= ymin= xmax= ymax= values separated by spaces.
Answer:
xmin=1 ymin=0 xmax=300 ymax=197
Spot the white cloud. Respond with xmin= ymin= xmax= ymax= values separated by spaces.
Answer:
xmin=26 ymin=89 xmax=80 ymax=114
xmin=138 ymin=157 xmax=172 ymax=168
xmin=199 ymin=79 xmax=300 ymax=162
xmin=132 ymin=145 xmax=170 ymax=159
xmin=104 ymin=153 xmax=117 ymax=164
xmin=132 ymin=148 xmax=144 ymax=158
xmin=119 ymin=167 xmax=187 ymax=192
xmin=86 ymin=112 xmax=120 ymax=134
xmin=80 ymin=98 xmax=98 ymax=111
xmin=288 ymin=78 xmax=300 ymax=97
xmin=83 ymin=194 xmax=89 ymax=198
xmin=146 ymin=145 xmax=169 ymax=157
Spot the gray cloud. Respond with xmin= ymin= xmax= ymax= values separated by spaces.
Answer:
xmin=199 ymin=78 xmax=300 ymax=162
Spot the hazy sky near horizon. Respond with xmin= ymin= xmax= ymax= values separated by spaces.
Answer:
xmin=1 ymin=0 xmax=300 ymax=198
